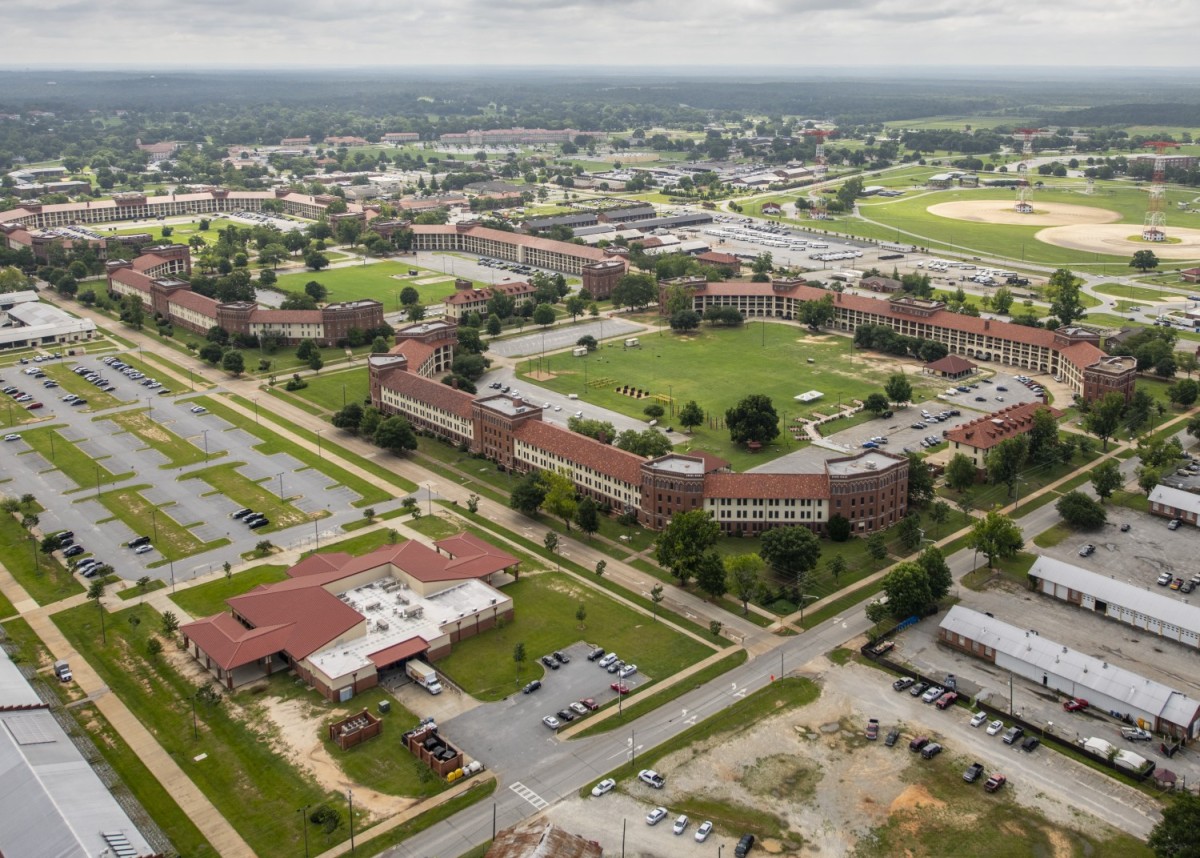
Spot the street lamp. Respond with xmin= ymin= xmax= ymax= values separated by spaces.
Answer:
xmin=150 ymin=509 xmax=158 ymax=543
xmin=95 ymin=463 xmax=102 ymax=499
xmin=347 ymin=789 xmax=355 ymax=854
xmin=277 ymin=472 xmax=285 ymax=500
xmin=425 ymin=483 xmax=433 ymax=516
xmin=29 ymin=535 xmax=39 ymax=571
xmin=191 ymin=691 xmax=199 ymax=740
xmin=297 ymin=805 xmax=311 ymax=858
xmin=201 ymin=429 xmax=209 ymax=463
xmin=253 ymin=397 xmax=259 ymax=426
xmin=316 ymin=429 xmax=323 ymax=459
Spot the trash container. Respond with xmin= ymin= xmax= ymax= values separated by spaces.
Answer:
xmin=378 ymin=700 xmax=391 ymax=714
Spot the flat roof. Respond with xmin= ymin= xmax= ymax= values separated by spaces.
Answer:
xmin=477 ymin=394 xmax=541 ymax=417
xmin=309 ymin=577 xmax=507 ymax=678
xmin=826 ymin=451 xmax=899 ymax=475
xmin=646 ymin=454 xmax=707 ymax=476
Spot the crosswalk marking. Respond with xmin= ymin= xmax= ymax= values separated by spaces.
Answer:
xmin=509 ymin=781 xmax=549 ymax=810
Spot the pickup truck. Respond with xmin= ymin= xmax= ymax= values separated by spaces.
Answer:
xmin=963 ymin=762 xmax=984 ymax=783
xmin=1121 ymin=726 xmax=1152 ymax=741
xmin=866 ymin=719 xmax=879 ymax=740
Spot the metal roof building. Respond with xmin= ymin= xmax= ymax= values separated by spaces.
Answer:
xmin=1029 ymin=555 xmax=1200 ymax=649
xmin=0 ymin=648 xmax=156 ymax=857
xmin=938 ymin=605 xmax=1200 ymax=737
xmin=1149 ymin=484 xmax=1200 ymax=526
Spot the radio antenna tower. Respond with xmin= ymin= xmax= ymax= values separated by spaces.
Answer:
xmin=803 ymin=129 xmax=835 ymax=167
xmin=1141 ymin=140 xmax=1179 ymax=242
xmin=1013 ymin=128 xmax=1044 ymax=214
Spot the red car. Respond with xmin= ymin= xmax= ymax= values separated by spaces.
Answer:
xmin=1063 ymin=697 xmax=1089 ymax=712
xmin=984 ymin=774 xmax=1007 ymax=793
xmin=25 ymin=402 xmax=43 ymax=410
xmin=579 ymin=697 xmax=599 ymax=711
xmin=610 ymin=682 xmax=630 ymax=695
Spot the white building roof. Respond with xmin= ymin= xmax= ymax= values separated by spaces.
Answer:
xmin=1030 ymin=555 xmax=1200 ymax=637
xmin=940 ymin=604 xmax=1199 ymax=726
xmin=1149 ymin=484 xmax=1200 ymax=518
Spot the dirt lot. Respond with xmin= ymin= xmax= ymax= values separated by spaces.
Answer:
xmin=541 ymin=657 xmax=1149 ymax=856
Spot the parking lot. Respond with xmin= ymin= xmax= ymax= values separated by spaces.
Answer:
xmin=438 ymin=641 xmax=647 ymax=775
xmin=1 ymin=351 xmax=365 ymax=583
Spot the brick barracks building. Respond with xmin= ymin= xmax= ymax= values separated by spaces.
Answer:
xmin=106 ymin=246 xmax=384 ymax=346
xmin=370 ymin=323 xmax=909 ymax=537
xmin=663 ymin=278 xmax=1136 ymax=403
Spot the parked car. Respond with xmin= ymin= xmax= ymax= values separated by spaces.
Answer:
xmin=646 ymin=807 xmax=668 ymax=826
xmin=555 ymin=708 xmax=575 ymax=722
xmin=964 ymin=762 xmax=985 ymax=783
xmin=134 ymin=544 xmax=154 ymax=555
xmin=970 ymin=712 xmax=988 ymax=728
xmin=986 ymin=719 xmax=1005 ymax=735
xmin=248 ymin=517 xmax=270 ymax=529
xmin=1078 ymin=544 xmax=1095 ymax=557
xmin=921 ymin=742 xmax=943 ymax=759
xmin=1021 ymin=736 xmax=1040 ymax=752
xmin=522 ymin=680 xmax=541 ymax=694
xmin=610 ymin=682 xmax=630 ymax=694
xmin=984 ymin=774 xmax=1007 ymax=793
xmin=909 ymin=682 xmax=929 ymax=698
xmin=1169 ymin=519 xmax=1181 ymax=530
xmin=540 ymin=655 xmax=559 ymax=671
xmin=1120 ymin=523 xmax=1131 ymax=532
xmin=866 ymin=718 xmax=879 ymax=740
xmin=1158 ymin=571 xmax=1175 ymax=586
xmin=1063 ymin=698 xmax=1089 ymax=712
xmin=695 ymin=820 xmax=713 ymax=842
xmin=885 ymin=727 xmax=900 ymax=747
xmin=587 ymin=647 xmax=606 ymax=661
xmin=569 ymin=701 xmax=589 ymax=716
xmin=3 ymin=434 xmax=19 ymax=442
xmin=598 ymin=653 xmax=618 ymax=669
xmin=638 ymin=768 xmax=667 ymax=787
xmin=909 ymin=736 xmax=930 ymax=752
xmin=591 ymin=778 xmax=615 ymax=797
xmin=553 ymin=650 xmax=570 ymax=664
xmin=734 ymin=833 xmax=756 ymax=857
xmin=63 ymin=545 xmax=85 ymax=558
xmin=1121 ymin=726 xmax=1152 ymax=741
xmin=935 ymin=691 xmax=958 ymax=710
xmin=579 ymin=697 xmax=599 ymax=711
xmin=618 ymin=663 xmax=638 ymax=678
xmin=542 ymin=715 xmax=560 ymax=730
xmin=921 ymin=685 xmax=945 ymax=703
xmin=1002 ymin=726 xmax=1025 ymax=745
xmin=892 ymin=677 xmax=915 ymax=691
xmin=672 ymin=815 xmax=690 ymax=835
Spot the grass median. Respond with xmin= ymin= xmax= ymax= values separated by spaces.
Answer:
xmin=92 ymin=485 xmax=228 ymax=562
xmin=20 ymin=424 xmax=134 ymax=492
xmin=183 ymin=461 xmax=322 ymax=533
xmin=100 ymin=408 xmax=217 ymax=468
xmin=0 ymin=512 xmax=83 ymax=604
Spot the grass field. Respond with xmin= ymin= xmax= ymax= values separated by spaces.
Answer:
xmin=434 ymin=571 xmax=715 ymax=701
xmin=169 ymin=564 xmax=289 ymax=618
xmin=516 ymin=325 xmax=945 ymax=470
xmin=1092 ymin=281 xmax=1193 ymax=302
xmin=53 ymin=601 xmax=356 ymax=858
xmin=273 ymin=260 xmax=466 ymax=305
xmin=278 ymin=365 xmax=370 ymax=415
xmin=0 ymin=511 xmax=82 ymax=604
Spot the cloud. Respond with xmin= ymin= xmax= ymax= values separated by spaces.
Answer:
xmin=3 ymin=0 xmax=1200 ymax=67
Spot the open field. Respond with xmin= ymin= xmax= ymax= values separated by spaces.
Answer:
xmin=273 ymin=260 xmax=467 ymax=305
xmin=433 ymin=571 xmax=716 ymax=701
xmin=516 ymin=324 xmax=945 ymax=470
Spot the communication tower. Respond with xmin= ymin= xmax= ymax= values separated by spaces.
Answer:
xmin=1141 ymin=140 xmax=1179 ymax=242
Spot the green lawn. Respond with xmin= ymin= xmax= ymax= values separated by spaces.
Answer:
xmin=435 ymin=572 xmax=713 ymax=701
xmin=1092 ymin=281 xmax=1191 ymax=303
xmin=52 ymin=601 xmax=356 ymax=858
xmin=116 ymin=578 xmax=166 ymax=601
xmin=279 ymin=366 xmax=370 ymax=415
xmin=169 ymin=564 xmax=289 ymax=618
xmin=182 ymin=461 xmax=320 ymax=533
xmin=516 ymin=325 xmax=947 ymax=470
xmin=192 ymin=393 xmax=415 ymax=504
xmin=0 ymin=512 xmax=83 ymax=604
xmin=100 ymin=408 xmax=218 ymax=468
xmin=41 ymin=363 xmax=125 ymax=410
xmin=273 ymin=261 xmax=467 ymax=305
xmin=19 ymin=424 xmax=134 ymax=493
xmin=94 ymin=485 xmax=228 ymax=562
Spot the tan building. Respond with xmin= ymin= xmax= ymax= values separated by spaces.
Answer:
xmin=943 ymin=402 xmax=1064 ymax=474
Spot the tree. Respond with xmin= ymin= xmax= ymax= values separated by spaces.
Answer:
xmin=655 ymin=509 xmax=721 ymax=587
xmin=1148 ymin=791 xmax=1200 ymax=857
xmin=1090 ymin=460 xmax=1122 ymax=502
xmin=304 ymin=250 xmax=329 ymax=271
xmin=927 ymin=501 xmax=950 ymax=537
xmin=695 ymin=551 xmax=728 ymax=600
xmin=575 ymin=496 xmax=599 ymax=540
xmin=884 ymin=373 xmax=912 ymax=406
xmin=985 ymin=435 xmax=1029 ymax=497
xmin=296 ymin=338 xmax=318 ymax=361
xmin=576 ymin=602 xmax=587 ymax=629
xmin=881 ymin=561 xmax=933 ymax=620
xmin=866 ymin=532 xmax=889 ymax=565
xmin=827 ymin=514 xmax=851 ymax=542
xmin=992 ymin=287 xmax=1015 ymax=315
xmin=610 ymin=273 xmax=657 ymax=310
xmin=1130 ymin=249 xmax=1160 ymax=273
xmin=897 ymin=512 xmax=924 ymax=552
xmin=1057 ymin=491 xmax=1108 ymax=530
xmin=968 ymin=509 xmax=1024 ymax=568
xmin=1085 ymin=391 xmax=1126 ymax=451
xmin=146 ymin=636 xmax=163 ymax=661
xmin=198 ymin=342 xmax=224 ymax=365
xmin=905 ymin=452 xmax=935 ymax=506
xmin=1169 ymin=379 xmax=1200 ymax=408
xmin=510 ymin=470 xmax=547 ymax=516
xmin=1046 ymin=268 xmax=1086 ymax=327
xmin=513 ymin=642 xmax=526 ymax=686
xmin=919 ymin=546 xmax=952 ymax=601
xmin=221 ymin=350 xmax=245 ymax=376
xmin=945 ymin=453 xmax=977 ymax=493
xmin=649 ymin=584 xmax=664 ymax=619
xmin=725 ymin=553 xmax=765 ymax=615
xmin=543 ymin=530 xmax=559 ymax=566
xmin=161 ymin=610 xmax=180 ymax=637
xmin=373 ymin=416 xmax=417 ymax=454
xmin=1027 ymin=406 xmax=1061 ymax=465
xmin=532 ymin=303 xmax=556 ymax=327
xmin=669 ymin=309 xmax=701 ymax=332
xmin=541 ymin=469 xmax=578 ymax=530
xmin=678 ymin=400 xmax=704 ymax=433
xmin=864 ymin=392 xmax=891 ymax=416
xmin=644 ymin=403 xmax=665 ymax=420
xmin=725 ymin=393 xmax=780 ymax=447
xmin=760 ymin=526 xmax=822 ymax=585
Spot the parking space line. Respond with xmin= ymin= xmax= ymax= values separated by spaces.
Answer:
xmin=509 ymin=781 xmax=549 ymax=810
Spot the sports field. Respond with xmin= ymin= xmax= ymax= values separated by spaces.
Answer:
xmin=272 ymin=260 xmax=466 ymax=305
xmin=516 ymin=323 xmax=947 ymax=469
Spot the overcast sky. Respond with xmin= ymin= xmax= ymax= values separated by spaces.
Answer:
xmin=6 ymin=0 xmax=1200 ymax=69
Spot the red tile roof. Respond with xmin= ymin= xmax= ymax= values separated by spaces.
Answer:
xmin=383 ymin=369 xmax=475 ymax=419
xmin=944 ymin=402 xmax=1063 ymax=451
xmin=168 ymin=289 xmax=219 ymax=315
xmin=385 ymin=538 xmax=517 ymax=583
xmin=696 ymin=251 xmax=740 ymax=266
xmin=513 ymin=419 xmax=646 ymax=486
xmin=411 ymin=224 xmax=619 ymax=262
xmin=109 ymin=267 xmax=153 ymax=293
xmin=226 ymin=585 xmax=363 ymax=660
xmin=367 ymin=637 xmax=428 ymax=669
xmin=436 ymin=531 xmax=520 ymax=576
xmin=924 ymin=354 xmax=977 ymax=374
xmin=393 ymin=339 xmax=436 ymax=371
xmin=445 ymin=281 xmax=535 ymax=306
xmin=1058 ymin=340 xmax=1106 ymax=372
xmin=704 ymin=471 xmax=830 ymax=499
xmin=179 ymin=613 xmax=295 ymax=671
